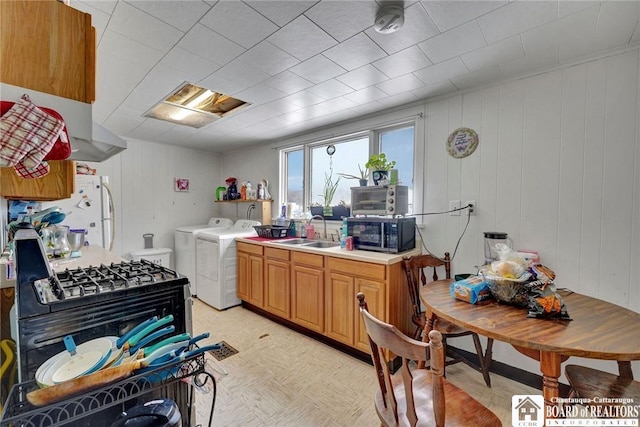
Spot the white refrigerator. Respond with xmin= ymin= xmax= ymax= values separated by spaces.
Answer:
xmin=41 ymin=175 xmax=113 ymax=250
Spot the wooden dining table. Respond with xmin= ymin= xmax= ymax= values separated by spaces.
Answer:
xmin=419 ymin=279 xmax=640 ymax=407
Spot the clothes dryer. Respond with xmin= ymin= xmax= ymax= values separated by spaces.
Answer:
xmin=174 ymin=218 xmax=233 ymax=296
xmin=195 ymin=220 xmax=260 ymax=309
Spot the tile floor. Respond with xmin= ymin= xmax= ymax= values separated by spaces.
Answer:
xmin=191 ymin=299 xmax=539 ymax=426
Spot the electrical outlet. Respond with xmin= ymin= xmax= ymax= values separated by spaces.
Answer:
xmin=466 ymin=201 xmax=476 ymax=215
xmin=449 ymin=200 xmax=461 ymax=216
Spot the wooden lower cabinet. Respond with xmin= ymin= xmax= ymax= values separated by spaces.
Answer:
xmin=264 ymin=247 xmax=290 ymax=318
xmin=237 ymin=242 xmax=411 ymax=354
xmin=237 ymin=242 xmax=264 ymax=307
xmin=291 ymin=252 xmax=324 ymax=333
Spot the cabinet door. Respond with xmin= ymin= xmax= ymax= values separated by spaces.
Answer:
xmin=325 ymin=272 xmax=355 ymax=346
xmin=248 ymin=255 xmax=264 ymax=307
xmin=0 ymin=0 xmax=95 ymax=103
xmin=264 ymin=258 xmax=290 ymax=318
xmin=354 ymin=279 xmax=385 ymax=352
xmin=237 ymin=251 xmax=250 ymax=301
xmin=0 ymin=160 xmax=75 ymax=200
xmin=291 ymin=265 xmax=324 ymax=333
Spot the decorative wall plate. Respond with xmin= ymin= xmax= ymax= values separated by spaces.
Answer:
xmin=447 ymin=127 xmax=478 ymax=159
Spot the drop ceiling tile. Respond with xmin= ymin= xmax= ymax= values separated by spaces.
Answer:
xmin=315 ymin=96 xmax=359 ymax=111
xmin=73 ymin=1 xmax=111 ymax=41
xmin=177 ymin=24 xmax=244 ymax=66
xmin=264 ymin=71 xmax=314 ymax=94
xmin=377 ymin=92 xmax=418 ymax=108
xmin=520 ymin=18 xmax=561 ymax=56
xmin=282 ymin=89 xmax=326 ymax=108
xmin=306 ymin=79 xmax=354 ymax=100
xmin=238 ymin=41 xmax=300 ymax=76
xmin=261 ymin=98 xmax=301 ymax=114
xmin=413 ymin=57 xmax=469 ymax=85
xmin=201 ymin=59 xmax=271 ymax=95
xmin=366 ymin=3 xmax=439 ymax=56
xmin=593 ymin=1 xmax=640 ymax=50
xmin=245 ymin=1 xmax=316 ymax=27
xmin=372 ymin=46 xmax=432 ymax=79
xmin=478 ymin=1 xmax=558 ymax=44
xmin=557 ymin=6 xmax=601 ymax=62
xmin=102 ymin=109 xmax=144 ymax=135
xmin=411 ymin=80 xmax=459 ymax=100
xmin=461 ymin=35 xmax=524 ymax=72
xmin=304 ymin=0 xmax=377 ymax=42
xmin=418 ymin=20 xmax=486 ymax=64
xmin=234 ymin=83 xmax=287 ymax=105
xmin=127 ymin=0 xmax=211 ymax=32
xmin=421 ymin=1 xmax=507 ymax=32
xmin=343 ymin=86 xmax=389 ymax=105
xmin=98 ymin=29 xmax=164 ymax=70
xmin=107 ymin=2 xmax=184 ymax=52
xmin=200 ymin=1 xmax=278 ymax=49
xmin=323 ymin=33 xmax=387 ymax=71
xmin=449 ymin=65 xmax=504 ymax=91
xmin=77 ymin=0 xmax=116 ymax=15
xmin=336 ymin=65 xmax=389 ymax=90
xmin=289 ymin=55 xmax=346 ymax=84
xmin=157 ymin=47 xmax=221 ymax=82
xmin=375 ymin=74 xmax=425 ymax=95
xmin=558 ymin=1 xmax=599 ymax=18
xmin=349 ymin=101 xmax=385 ymax=116
xmin=267 ymin=15 xmax=338 ymax=61
xmin=499 ymin=44 xmax=559 ymax=78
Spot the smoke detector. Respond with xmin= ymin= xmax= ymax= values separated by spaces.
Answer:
xmin=374 ymin=5 xmax=404 ymax=34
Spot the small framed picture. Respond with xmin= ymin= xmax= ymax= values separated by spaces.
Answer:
xmin=174 ymin=178 xmax=189 ymax=192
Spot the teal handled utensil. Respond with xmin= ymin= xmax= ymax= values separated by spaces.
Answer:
xmin=112 ymin=327 xmax=180 ymax=366
xmin=103 ymin=315 xmax=174 ymax=368
xmin=146 ymin=332 xmax=210 ymax=366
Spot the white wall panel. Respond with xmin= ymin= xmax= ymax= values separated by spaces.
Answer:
xmin=220 ymin=48 xmax=639 ymax=376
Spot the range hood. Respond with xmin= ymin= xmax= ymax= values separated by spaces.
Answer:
xmin=1 ymin=83 xmax=127 ymax=162
xmin=69 ymin=122 xmax=127 ymax=162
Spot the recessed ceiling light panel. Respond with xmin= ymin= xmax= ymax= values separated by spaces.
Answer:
xmin=144 ymin=82 xmax=250 ymax=128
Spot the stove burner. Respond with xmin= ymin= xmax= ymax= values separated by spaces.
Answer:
xmin=53 ymin=260 xmax=180 ymax=301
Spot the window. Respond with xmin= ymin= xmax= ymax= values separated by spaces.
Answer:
xmin=281 ymin=121 xmax=415 ymax=219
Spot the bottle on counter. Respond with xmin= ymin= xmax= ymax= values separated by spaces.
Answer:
xmin=340 ymin=217 xmax=347 ymax=249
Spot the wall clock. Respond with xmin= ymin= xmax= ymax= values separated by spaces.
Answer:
xmin=447 ymin=127 xmax=478 ymax=159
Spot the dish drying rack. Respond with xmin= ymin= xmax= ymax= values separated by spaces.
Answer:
xmin=253 ymin=225 xmax=289 ymax=238
xmin=0 ymin=352 xmax=216 ymax=427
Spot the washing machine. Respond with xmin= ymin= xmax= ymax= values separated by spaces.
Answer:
xmin=174 ymin=218 xmax=233 ymax=297
xmin=195 ymin=220 xmax=260 ymax=310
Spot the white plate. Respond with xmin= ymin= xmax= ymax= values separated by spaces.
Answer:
xmin=36 ymin=337 xmax=113 ymax=387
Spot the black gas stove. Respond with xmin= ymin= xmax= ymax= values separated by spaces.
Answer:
xmin=12 ymin=225 xmax=193 ymax=426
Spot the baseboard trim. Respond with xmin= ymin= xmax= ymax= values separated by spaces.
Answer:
xmin=449 ymin=346 xmax=572 ymax=396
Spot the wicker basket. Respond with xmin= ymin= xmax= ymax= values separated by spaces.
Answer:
xmin=481 ymin=270 xmax=531 ymax=307
xmin=253 ymin=225 xmax=289 ymax=239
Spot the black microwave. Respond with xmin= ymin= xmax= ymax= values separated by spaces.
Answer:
xmin=346 ymin=217 xmax=416 ymax=253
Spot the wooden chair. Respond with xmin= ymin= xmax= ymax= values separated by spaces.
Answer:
xmin=565 ymin=364 xmax=640 ymax=409
xmin=402 ymin=253 xmax=493 ymax=387
xmin=356 ymin=293 xmax=501 ymax=427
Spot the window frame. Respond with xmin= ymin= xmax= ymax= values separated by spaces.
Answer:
xmin=279 ymin=118 xmax=421 ymax=221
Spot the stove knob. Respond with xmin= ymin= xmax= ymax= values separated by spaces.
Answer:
xmin=388 ymin=206 xmax=394 ymax=212
xmin=388 ymin=198 xmax=394 ymax=204
xmin=388 ymin=190 xmax=394 ymax=196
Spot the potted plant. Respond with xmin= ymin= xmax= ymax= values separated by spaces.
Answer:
xmin=338 ymin=164 xmax=369 ymax=186
xmin=320 ymin=171 xmax=340 ymax=216
xmin=365 ymin=153 xmax=396 ymax=185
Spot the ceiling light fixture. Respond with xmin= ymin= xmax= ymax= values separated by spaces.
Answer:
xmin=143 ymin=82 xmax=250 ymax=128
xmin=373 ymin=5 xmax=404 ymax=34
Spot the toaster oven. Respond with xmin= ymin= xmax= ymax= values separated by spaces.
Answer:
xmin=350 ymin=185 xmax=408 ymax=216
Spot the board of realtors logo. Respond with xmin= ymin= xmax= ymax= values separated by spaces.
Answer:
xmin=512 ymin=395 xmax=544 ymax=427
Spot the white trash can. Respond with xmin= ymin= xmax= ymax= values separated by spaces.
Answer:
xmin=130 ymin=247 xmax=172 ymax=267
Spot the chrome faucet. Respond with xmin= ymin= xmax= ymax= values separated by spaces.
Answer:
xmin=307 ymin=215 xmax=327 ymax=239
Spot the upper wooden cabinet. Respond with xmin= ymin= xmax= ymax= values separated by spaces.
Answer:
xmin=0 ymin=0 xmax=96 ymax=103
xmin=0 ymin=161 xmax=75 ymax=200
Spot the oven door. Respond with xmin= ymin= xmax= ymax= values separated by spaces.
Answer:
xmin=348 ymin=221 xmax=387 ymax=251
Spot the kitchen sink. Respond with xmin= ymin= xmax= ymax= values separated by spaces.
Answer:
xmin=303 ymin=241 xmax=340 ymax=248
xmin=271 ymin=238 xmax=308 ymax=245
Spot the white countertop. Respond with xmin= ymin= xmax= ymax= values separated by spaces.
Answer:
xmin=236 ymin=237 xmax=420 ymax=265
xmin=1 ymin=245 xmax=125 ymax=288
xmin=50 ymin=245 xmax=126 ymax=272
